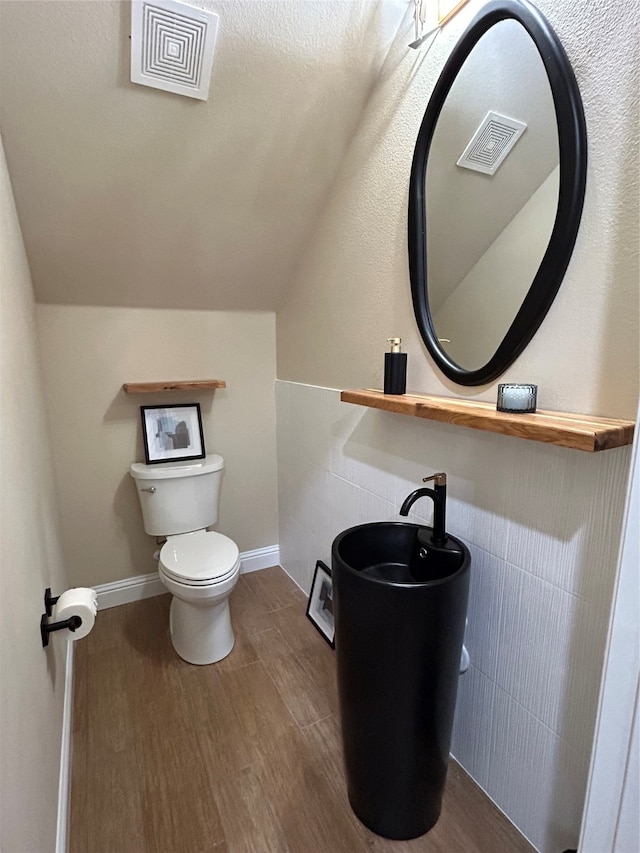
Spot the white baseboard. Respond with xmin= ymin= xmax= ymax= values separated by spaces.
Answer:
xmin=94 ymin=544 xmax=280 ymax=610
xmin=94 ymin=572 xmax=165 ymax=609
xmin=239 ymin=544 xmax=280 ymax=574
xmin=56 ymin=639 xmax=74 ymax=853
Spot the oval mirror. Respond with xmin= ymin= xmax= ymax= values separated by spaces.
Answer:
xmin=408 ymin=0 xmax=587 ymax=385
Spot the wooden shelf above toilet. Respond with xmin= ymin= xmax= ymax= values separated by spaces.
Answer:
xmin=340 ymin=389 xmax=635 ymax=452
xmin=123 ymin=379 xmax=226 ymax=394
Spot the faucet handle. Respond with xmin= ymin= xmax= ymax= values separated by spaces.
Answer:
xmin=423 ymin=472 xmax=446 ymax=486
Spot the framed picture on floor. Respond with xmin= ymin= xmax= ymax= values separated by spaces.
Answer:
xmin=140 ymin=403 xmax=205 ymax=464
xmin=306 ymin=560 xmax=335 ymax=649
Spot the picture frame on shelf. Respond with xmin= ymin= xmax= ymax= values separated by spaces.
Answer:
xmin=140 ymin=403 xmax=205 ymax=465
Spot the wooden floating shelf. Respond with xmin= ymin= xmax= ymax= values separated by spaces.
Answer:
xmin=123 ymin=380 xmax=226 ymax=394
xmin=340 ymin=389 xmax=635 ymax=453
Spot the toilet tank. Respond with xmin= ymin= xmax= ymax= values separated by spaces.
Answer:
xmin=130 ymin=454 xmax=224 ymax=536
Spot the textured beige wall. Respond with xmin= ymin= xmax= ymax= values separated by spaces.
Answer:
xmin=277 ymin=0 xmax=639 ymax=420
xmin=0 ymin=0 xmax=402 ymax=312
xmin=36 ymin=306 xmax=278 ymax=588
xmin=0 ymin=139 xmax=69 ymax=851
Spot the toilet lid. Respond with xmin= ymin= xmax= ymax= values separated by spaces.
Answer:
xmin=159 ymin=531 xmax=240 ymax=585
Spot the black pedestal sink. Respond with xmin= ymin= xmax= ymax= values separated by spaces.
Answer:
xmin=332 ymin=521 xmax=470 ymax=840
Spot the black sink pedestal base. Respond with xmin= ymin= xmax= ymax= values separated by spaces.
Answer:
xmin=332 ymin=522 xmax=471 ymax=840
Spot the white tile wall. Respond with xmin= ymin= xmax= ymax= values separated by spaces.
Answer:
xmin=275 ymin=380 xmax=632 ymax=853
xmin=488 ymin=686 xmax=589 ymax=853
xmin=450 ymin=663 xmax=496 ymax=790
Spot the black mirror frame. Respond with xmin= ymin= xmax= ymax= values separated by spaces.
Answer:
xmin=408 ymin=0 xmax=587 ymax=386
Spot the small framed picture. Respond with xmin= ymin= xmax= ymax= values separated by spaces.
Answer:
xmin=140 ymin=403 xmax=205 ymax=465
xmin=306 ymin=560 xmax=335 ymax=649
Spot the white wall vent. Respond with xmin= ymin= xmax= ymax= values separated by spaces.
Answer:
xmin=457 ymin=112 xmax=527 ymax=176
xmin=131 ymin=0 xmax=219 ymax=101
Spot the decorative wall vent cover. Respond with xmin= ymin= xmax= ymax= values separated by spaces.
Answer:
xmin=457 ymin=111 xmax=527 ymax=176
xmin=131 ymin=0 xmax=219 ymax=101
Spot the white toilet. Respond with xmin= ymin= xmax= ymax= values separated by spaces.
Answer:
xmin=130 ymin=454 xmax=241 ymax=665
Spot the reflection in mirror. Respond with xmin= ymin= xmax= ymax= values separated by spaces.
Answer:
xmin=438 ymin=0 xmax=471 ymax=25
xmin=408 ymin=0 xmax=587 ymax=386
xmin=427 ymin=20 xmax=559 ymax=371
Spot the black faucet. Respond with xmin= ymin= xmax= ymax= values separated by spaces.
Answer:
xmin=399 ymin=473 xmax=447 ymax=547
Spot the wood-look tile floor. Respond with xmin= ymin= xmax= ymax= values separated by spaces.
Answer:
xmin=70 ymin=566 xmax=534 ymax=853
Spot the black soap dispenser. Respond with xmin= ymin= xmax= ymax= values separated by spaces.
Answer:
xmin=384 ymin=337 xmax=407 ymax=395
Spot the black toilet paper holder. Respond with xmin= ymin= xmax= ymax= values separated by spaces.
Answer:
xmin=44 ymin=587 xmax=59 ymax=616
xmin=41 ymin=587 xmax=83 ymax=648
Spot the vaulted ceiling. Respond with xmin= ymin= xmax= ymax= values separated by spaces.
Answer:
xmin=0 ymin=0 xmax=406 ymax=310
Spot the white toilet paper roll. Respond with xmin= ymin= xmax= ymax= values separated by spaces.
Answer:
xmin=53 ymin=588 xmax=98 ymax=641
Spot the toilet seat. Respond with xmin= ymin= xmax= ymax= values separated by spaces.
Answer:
xmin=159 ymin=530 xmax=241 ymax=586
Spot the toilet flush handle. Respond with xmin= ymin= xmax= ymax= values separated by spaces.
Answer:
xmin=140 ymin=486 xmax=156 ymax=493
